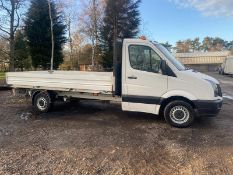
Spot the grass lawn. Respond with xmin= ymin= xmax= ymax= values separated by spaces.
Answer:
xmin=0 ymin=72 xmax=5 ymax=80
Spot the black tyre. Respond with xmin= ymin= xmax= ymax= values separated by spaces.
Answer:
xmin=164 ymin=100 xmax=195 ymax=128
xmin=220 ymin=69 xmax=225 ymax=75
xmin=33 ymin=92 xmax=51 ymax=113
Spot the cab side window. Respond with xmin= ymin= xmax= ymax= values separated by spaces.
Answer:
xmin=129 ymin=45 xmax=162 ymax=73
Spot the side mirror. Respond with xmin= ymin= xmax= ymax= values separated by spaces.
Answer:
xmin=160 ymin=60 xmax=167 ymax=74
xmin=160 ymin=60 xmax=176 ymax=77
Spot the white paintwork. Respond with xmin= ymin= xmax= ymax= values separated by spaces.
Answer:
xmin=166 ymin=70 xmax=218 ymax=101
xmin=162 ymin=90 xmax=197 ymax=101
xmin=122 ymin=102 xmax=160 ymax=115
xmin=223 ymin=57 xmax=233 ymax=75
xmin=6 ymin=38 xmax=223 ymax=115
xmin=6 ymin=71 xmax=114 ymax=94
xmin=123 ymin=40 xmax=167 ymax=114
xmin=121 ymin=39 xmax=222 ymax=114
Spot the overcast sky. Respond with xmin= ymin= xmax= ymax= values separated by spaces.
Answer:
xmin=140 ymin=0 xmax=233 ymax=44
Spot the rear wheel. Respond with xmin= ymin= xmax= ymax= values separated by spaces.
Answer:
xmin=33 ymin=92 xmax=52 ymax=113
xmin=219 ymin=70 xmax=222 ymax=75
xmin=220 ymin=69 xmax=225 ymax=75
xmin=164 ymin=100 xmax=195 ymax=128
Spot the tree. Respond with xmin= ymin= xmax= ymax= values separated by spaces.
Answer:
xmin=47 ymin=0 xmax=55 ymax=71
xmin=56 ymin=0 xmax=78 ymax=69
xmin=175 ymin=41 xmax=182 ymax=53
xmin=0 ymin=37 xmax=9 ymax=71
xmin=79 ymin=44 xmax=93 ymax=66
xmin=79 ymin=0 xmax=105 ymax=70
xmin=175 ymin=37 xmax=232 ymax=53
xmin=201 ymin=37 xmax=226 ymax=52
xmin=161 ymin=42 xmax=172 ymax=52
xmin=71 ymin=31 xmax=86 ymax=70
xmin=191 ymin=38 xmax=201 ymax=52
xmin=0 ymin=0 xmax=25 ymax=71
xmin=202 ymin=37 xmax=213 ymax=52
xmin=60 ymin=31 xmax=87 ymax=70
xmin=225 ymin=40 xmax=233 ymax=51
xmin=25 ymin=0 xmax=66 ymax=70
xmin=101 ymin=0 xmax=141 ymax=68
xmin=14 ymin=29 xmax=30 ymax=71
xmin=212 ymin=37 xmax=224 ymax=51
xmin=175 ymin=40 xmax=191 ymax=53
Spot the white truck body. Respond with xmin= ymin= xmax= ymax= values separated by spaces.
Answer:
xmin=6 ymin=39 xmax=223 ymax=127
xmin=6 ymin=71 xmax=114 ymax=94
xmin=223 ymin=56 xmax=233 ymax=75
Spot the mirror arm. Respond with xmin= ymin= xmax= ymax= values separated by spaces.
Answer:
xmin=161 ymin=60 xmax=167 ymax=75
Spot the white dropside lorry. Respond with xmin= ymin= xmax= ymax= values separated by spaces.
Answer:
xmin=6 ymin=39 xmax=223 ymax=127
xmin=219 ymin=56 xmax=233 ymax=75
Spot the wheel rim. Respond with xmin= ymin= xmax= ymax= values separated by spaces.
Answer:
xmin=169 ymin=106 xmax=190 ymax=124
xmin=37 ymin=97 xmax=47 ymax=111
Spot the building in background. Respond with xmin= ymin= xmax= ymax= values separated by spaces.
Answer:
xmin=176 ymin=51 xmax=231 ymax=72
xmin=79 ymin=60 xmax=92 ymax=71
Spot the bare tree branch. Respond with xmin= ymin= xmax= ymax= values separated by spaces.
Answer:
xmin=78 ymin=0 xmax=105 ymax=70
xmin=0 ymin=0 xmax=11 ymax=15
xmin=0 ymin=23 xmax=10 ymax=30
xmin=0 ymin=26 xmax=10 ymax=35
xmin=0 ymin=48 xmax=10 ymax=56
xmin=48 ymin=0 xmax=55 ymax=72
xmin=0 ymin=0 xmax=25 ymax=71
xmin=13 ymin=7 xmax=20 ymax=33
xmin=0 ymin=34 xmax=10 ymax=41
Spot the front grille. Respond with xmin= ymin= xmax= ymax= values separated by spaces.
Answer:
xmin=217 ymin=84 xmax=222 ymax=97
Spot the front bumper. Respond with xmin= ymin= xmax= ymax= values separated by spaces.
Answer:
xmin=194 ymin=99 xmax=223 ymax=117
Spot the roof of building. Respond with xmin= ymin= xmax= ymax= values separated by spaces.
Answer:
xmin=175 ymin=51 xmax=231 ymax=65
xmin=175 ymin=51 xmax=230 ymax=58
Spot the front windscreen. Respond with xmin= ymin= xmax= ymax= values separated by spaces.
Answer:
xmin=155 ymin=44 xmax=186 ymax=71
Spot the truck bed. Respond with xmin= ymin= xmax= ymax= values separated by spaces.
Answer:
xmin=6 ymin=71 xmax=114 ymax=94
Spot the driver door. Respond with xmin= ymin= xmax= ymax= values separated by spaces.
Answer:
xmin=123 ymin=44 xmax=168 ymax=114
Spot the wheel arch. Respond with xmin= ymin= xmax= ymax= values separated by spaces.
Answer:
xmin=31 ymin=90 xmax=56 ymax=106
xmin=159 ymin=96 xmax=196 ymax=116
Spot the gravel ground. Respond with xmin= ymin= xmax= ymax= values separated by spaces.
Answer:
xmin=0 ymin=72 xmax=233 ymax=175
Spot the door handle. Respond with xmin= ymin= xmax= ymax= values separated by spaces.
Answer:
xmin=128 ymin=76 xmax=137 ymax=79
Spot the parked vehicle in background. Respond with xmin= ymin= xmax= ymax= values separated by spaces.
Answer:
xmin=219 ymin=56 xmax=233 ymax=75
xmin=6 ymin=38 xmax=223 ymax=128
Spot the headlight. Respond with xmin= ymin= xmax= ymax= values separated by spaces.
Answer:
xmin=205 ymin=79 xmax=218 ymax=97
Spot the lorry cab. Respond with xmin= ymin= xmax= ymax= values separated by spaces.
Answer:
xmin=121 ymin=39 xmax=223 ymax=127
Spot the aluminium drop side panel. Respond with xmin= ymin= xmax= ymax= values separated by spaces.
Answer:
xmin=6 ymin=71 xmax=114 ymax=93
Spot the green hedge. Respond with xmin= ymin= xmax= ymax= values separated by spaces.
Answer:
xmin=0 ymin=72 xmax=5 ymax=80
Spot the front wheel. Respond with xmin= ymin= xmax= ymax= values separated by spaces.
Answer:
xmin=164 ymin=100 xmax=195 ymax=128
